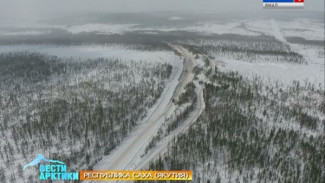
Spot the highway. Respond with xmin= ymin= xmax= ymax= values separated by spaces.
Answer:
xmin=91 ymin=45 xmax=204 ymax=182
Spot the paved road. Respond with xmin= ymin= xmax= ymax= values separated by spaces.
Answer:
xmin=127 ymin=45 xmax=205 ymax=170
xmin=92 ymin=45 xmax=194 ymax=172
xmin=89 ymin=46 xmax=205 ymax=183
xmin=134 ymin=83 xmax=205 ymax=170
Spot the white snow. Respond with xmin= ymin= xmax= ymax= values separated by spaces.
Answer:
xmin=168 ymin=16 xmax=183 ymax=21
xmin=64 ymin=24 xmax=137 ymax=34
xmin=186 ymin=22 xmax=259 ymax=36
xmin=1 ymin=19 xmax=322 ymax=40
xmin=0 ymin=45 xmax=179 ymax=65
xmin=217 ymin=19 xmax=324 ymax=89
xmin=93 ymin=48 xmax=184 ymax=171
xmin=0 ymin=23 xmax=137 ymax=35
xmin=91 ymin=45 xmax=203 ymax=173
xmin=244 ymin=19 xmax=276 ymax=36
xmin=220 ymin=54 xmax=324 ymax=89
xmin=279 ymin=19 xmax=324 ymax=40
xmin=0 ymin=30 xmax=49 ymax=36
xmin=245 ymin=19 xmax=324 ymax=41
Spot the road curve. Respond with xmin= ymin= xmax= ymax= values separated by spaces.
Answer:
xmin=92 ymin=45 xmax=194 ymax=173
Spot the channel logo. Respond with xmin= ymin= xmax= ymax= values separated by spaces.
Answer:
xmin=24 ymin=154 xmax=79 ymax=181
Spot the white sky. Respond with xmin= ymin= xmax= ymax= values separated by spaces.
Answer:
xmin=0 ymin=0 xmax=323 ymax=22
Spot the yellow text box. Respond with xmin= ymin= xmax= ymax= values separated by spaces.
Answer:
xmin=79 ymin=170 xmax=192 ymax=181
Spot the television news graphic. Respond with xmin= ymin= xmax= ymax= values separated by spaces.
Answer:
xmin=263 ymin=0 xmax=304 ymax=9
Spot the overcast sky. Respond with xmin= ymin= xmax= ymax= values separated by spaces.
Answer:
xmin=0 ymin=0 xmax=323 ymax=22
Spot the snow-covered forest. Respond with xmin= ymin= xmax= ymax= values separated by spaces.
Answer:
xmin=0 ymin=51 xmax=174 ymax=182
xmin=0 ymin=11 xmax=324 ymax=183
xmin=148 ymin=69 xmax=324 ymax=182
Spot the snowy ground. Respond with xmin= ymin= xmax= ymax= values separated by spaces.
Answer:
xmin=217 ymin=19 xmax=324 ymax=89
xmin=0 ymin=43 xmax=184 ymax=183
xmin=92 ymin=45 xmax=194 ymax=172
xmin=219 ymin=50 xmax=324 ymax=89
xmin=0 ymin=45 xmax=179 ymax=65
xmin=1 ymin=14 xmax=323 ymax=182
xmin=137 ymin=83 xmax=205 ymax=170
xmin=1 ymin=18 xmax=323 ymax=41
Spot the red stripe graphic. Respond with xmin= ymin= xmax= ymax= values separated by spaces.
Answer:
xmin=294 ymin=0 xmax=304 ymax=3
